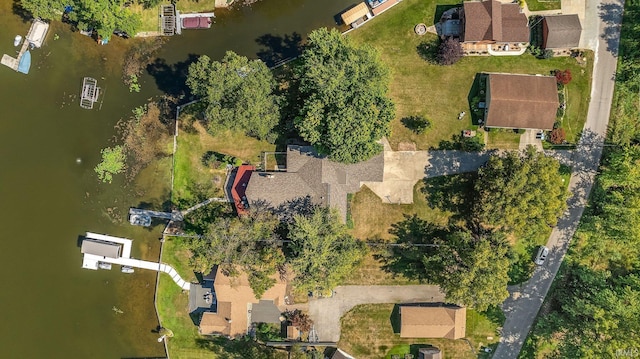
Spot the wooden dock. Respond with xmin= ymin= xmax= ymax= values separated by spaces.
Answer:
xmin=1 ymin=39 xmax=29 ymax=72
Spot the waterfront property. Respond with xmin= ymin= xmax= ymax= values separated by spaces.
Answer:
xmin=483 ymin=73 xmax=559 ymax=130
xmin=1 ymin=19 xmax=49 ymax=74
xmin=341 ymin=3 xmax=372 ymax=29
xmin=198 ymin=267 xmax=287 ymax=337
xmin=80 ymin=232 xmax=191 ymax=290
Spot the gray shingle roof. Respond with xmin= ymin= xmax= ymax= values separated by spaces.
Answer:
xmin=249 ymin=300 xmax=282 ymax=324
xmin=245 ymin=145 xmax=384 ymax=221
xmin=543 ymin=14 xmax=582 ymax=49
xmin=189 ymin=283 xmax=214 ymax=313
xmin=81 ymin=239 xmax=121 ymax=258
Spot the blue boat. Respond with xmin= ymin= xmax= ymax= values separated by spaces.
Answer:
xmin=17 ymin=50 xmax=31 ymax=74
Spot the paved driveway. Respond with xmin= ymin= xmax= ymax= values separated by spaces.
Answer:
xmin=492 ymin=0 xmax=622 ymax=357
xmin=308 ymin=285 xmax=444 ymax=342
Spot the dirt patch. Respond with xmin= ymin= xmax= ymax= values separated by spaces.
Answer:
xmin=397 ymin=142 xmax=417 ymax=151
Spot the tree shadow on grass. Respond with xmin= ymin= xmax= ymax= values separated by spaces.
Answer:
xmin=421 ymin=172 xmax=476 ymax=224
xmin=467 ymin=73 xmax=487 ymax=126
xmin=416 ymin=39 xmax=439 ymax=63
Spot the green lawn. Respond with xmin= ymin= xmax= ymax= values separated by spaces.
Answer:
xmin=526 ymin=0 xmax=561 ymax=11
xmin=348 ymin=0 xmax=592 ymax=149
xmin=338 ymin=304 xmax=502 ymax=359
xmin=486 ymin=130 xmax=521 ymax=150
xmin=173 ymin=117 xmax=275 ymax=207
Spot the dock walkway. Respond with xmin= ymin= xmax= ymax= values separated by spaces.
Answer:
xmin=1 ymin=39 xmax=29 ymax=72
xmin=129 ymin=207 xmax=183 ymax=221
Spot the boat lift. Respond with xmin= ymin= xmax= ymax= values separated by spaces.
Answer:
xmin=80 ymin=77 xmax=100 ymax=109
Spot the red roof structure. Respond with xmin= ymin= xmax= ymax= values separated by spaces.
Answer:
xmin=231 ymin=165 xmax=255 ymax=216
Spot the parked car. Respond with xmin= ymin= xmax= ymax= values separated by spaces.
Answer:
xmin=534 ymin=246 xmax=549 ymax=265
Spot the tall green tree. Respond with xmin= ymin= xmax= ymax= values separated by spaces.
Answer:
xmin=295 ymin=28 xmax=395 ymax=163
xmin=19 ymin=0 xmax=65 ymax=20
xmin=187 ymin=206 xmax=284 ymax=298
xmin=288 ymin=207 xmax=366 ymax=293
xmin=186 ymin=52 xmax=280 ymax=141
xmin=474 ymin=147 xmax=568 ymax=234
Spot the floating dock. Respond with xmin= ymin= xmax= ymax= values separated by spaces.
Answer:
xmin=1 ymin=19 xmax=49 ymax=74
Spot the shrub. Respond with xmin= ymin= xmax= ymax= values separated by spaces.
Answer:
xmin=549 ymin=128 xmax=566 ymax=144
xmin=437 ymin=37 xmax=463 ymax=65
xmin=554 ymin=69 xmax=572 ymax=85
xmin=401 ymin=116 xmax=431 ymax=134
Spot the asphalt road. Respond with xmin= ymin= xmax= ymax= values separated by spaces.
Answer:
xmin=492 ymin=0 xmax=624 ymax=357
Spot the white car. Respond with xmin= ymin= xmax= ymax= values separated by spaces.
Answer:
xmin=534 ymin=246 xmax=549 ymax=265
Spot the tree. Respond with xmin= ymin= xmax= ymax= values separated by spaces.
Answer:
xmin=387 ymin=215 xmax=510 ymax=311
xmin=94 ymin=145 xmax=126 ymax=183
xmin=288 ymin=207 xmax=366 ymax=293
xmin=284 ymin=309 xmax=313 ymax=332
xmin=425 ymin=230 xmax=511 ymax=311
xmin=437 ymin=37 xmax=463 ymax=65
xmin=187 ymin=206 xmax=284 ymax=298
xmin=549 ymin=127 xmax=566 ymax=144
xmin=554 ymin=69 xmax=573 ymax=85
xmin=186 ymin=52 xmax=280 ymax=141
xmin=295 ymin=28 xmax=395 ymax=163
xmin=19 ymin=0 xmax=66 ymax=20
xmin=474 ymin=147 xmax=568 ymax=234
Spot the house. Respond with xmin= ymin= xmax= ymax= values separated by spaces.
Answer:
xmin=244 ymin=145 xmax=384 ymax=222
xmin=198 ymin=267 xmax=287 ymax=337
xmin=231 ymin=165 xmax=255 ymax=216
xmin=341 ymin=3 xmax=372 ymax=28
xmin=484 ymin=73 xmax=559 ymax=130
xmin=542 ymin=14 xmax=582 ymax=50
xmin=332 ymin=348 xmax=357 ymax=359
xmin=419 ymin=347 xmax=443 ymax=359
xmin=460 ymin=0 xmax=529 ymax=53
xmin=400 ymin=304 xmax=466 ymax=339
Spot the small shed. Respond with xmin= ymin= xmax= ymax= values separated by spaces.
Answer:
xmin=419 ymin=347 xmax=442 ymax=359
xmin=341 ymin=3 xmax=371 ymax=27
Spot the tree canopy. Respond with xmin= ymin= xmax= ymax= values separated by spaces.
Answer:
xmin=474 ymin=147 xmax=568 ymax=234
xmin=187 ymin=206 xmax=284 ymax=298
xmin=21 ymin=0 xmax=141 ymax=38
xmin=387 ymin=215 xmax=510 ymax=311
xmin=187 ymin=52 xmax=280 ymax=141
xmin=295 ymin=28 xmax=395 ymax=163
xmin=288 ymin=207 xmax=366 ymax=294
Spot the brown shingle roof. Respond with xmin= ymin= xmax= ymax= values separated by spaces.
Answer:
xmin=485 ymin=73 xmax=559 ymax=130
xmin=400 ymin=305 xmax=466 ymax=339
xmin=210 ymin=267 xmax=287 ymax=337
xmin=543 ymin=14 xmax=582 ymax=49
xmin=462 ymin=0 xmax=529 ymax=43
xmin=245 ymin=145 xmax=384 ymax=221
xmin=199 ymin=302 xmax=232 ymax=336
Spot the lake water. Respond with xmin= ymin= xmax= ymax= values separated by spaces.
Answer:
xmin=0 ymin=0 xmax=351 ymax=357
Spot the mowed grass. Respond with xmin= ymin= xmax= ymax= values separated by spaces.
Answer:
xmin=157 ymin=274 xmax=210 ymax=359
xmin=338 ymin=304 xmax=501 ymax=359
xmin=173 ymin=119 xmax=274 ymax=205
xmin=526 ymin=0 xmax=561 ymax=11
xmin=486 ymin=130 xmax=521 ymax=149
xmin=349 ymin=182 xmax=450 ymax=241
xmin=348 ymin=0 xmax=593 ymax=149
xmin=131 ymin=0 xmax=218 ymax=34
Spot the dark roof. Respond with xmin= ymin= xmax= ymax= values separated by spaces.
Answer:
xmin=543 ymin=14 xmax=582 ymax=49
xmin=202 ymin=266 xmax=217 ymax=282
xmin=189 ymin=283 xmax=214 ymax=313
xmin=81 ymin=239 xmax=121 ymax=258
xmin=245 ymin=145 xmax=384 ymax=221
xmin=250 ymin=300 xmax=282 ymax=324
xmin=485 ymin=73 xmax=559 ymax=130
xmin=419 ymin=347 xmax=443 ymax=359
xmin=462 ymin=0 xmax=529 ymax=43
